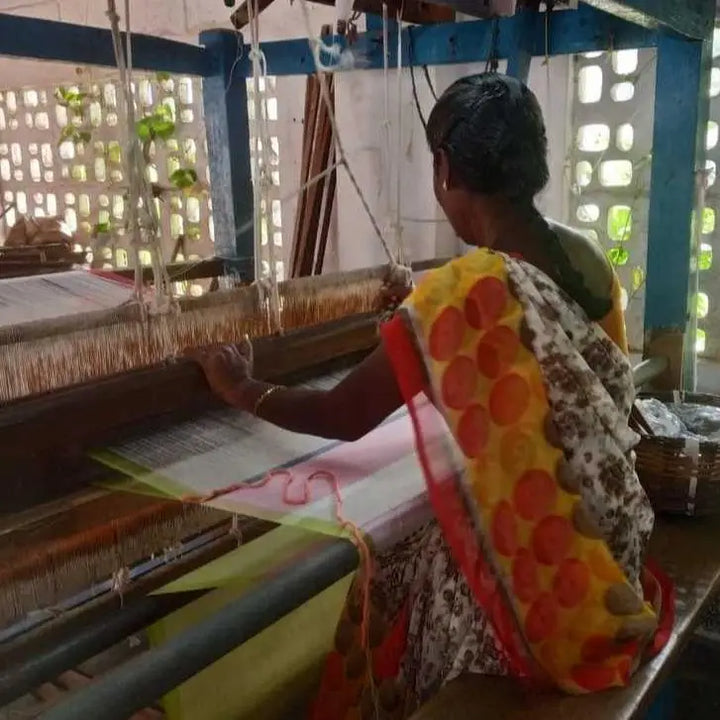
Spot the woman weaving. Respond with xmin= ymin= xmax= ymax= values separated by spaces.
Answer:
xmin=194 ymin=74 xmax=671 ymax=716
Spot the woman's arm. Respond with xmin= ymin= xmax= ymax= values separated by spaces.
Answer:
xmin=195 ymin=342 xmax=405 ymax=442
xmin=238 ymin=345 xmax=404 ymax=441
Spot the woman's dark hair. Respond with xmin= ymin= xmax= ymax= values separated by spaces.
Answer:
xmin=427 ymin=73 xmax=611 ymax=320
xmin=426 ymin=73 xmax=549 ymax=205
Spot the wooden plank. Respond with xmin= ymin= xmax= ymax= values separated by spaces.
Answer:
xmin=354 ymin=0 xmax=455 ymax=24
xmin=290 ymin=76 xmax=321 ymax=278
xmin=412 ymin=517 xmax=720 ymax=720
xmin=96 ymin=258 xmax=226 ymax=285
xmin=246 ymin=6 xmax=658 ymax=77
xmin=314 ymin=150 xmax=337 ymax=275
xmin=230 ymin=0 xmax=279 ymax=29
xmin=0 ymin=263 xmax=79 ymax=280
xmin=298 ymin=76 xmax=334 ymax=277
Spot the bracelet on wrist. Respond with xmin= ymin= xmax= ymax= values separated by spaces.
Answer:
xmin=253 ymin=384 xmax=282 ymax=416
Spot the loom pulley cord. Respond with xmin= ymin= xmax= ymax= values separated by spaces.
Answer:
xmin=381 ymin=4 xmax=407 ymax=268
xmin=394 ymin=4 xmax=406 ymax=266
xmin=106 ymin=0 xmax=175 ymax=318
xmin=247 ymin=0 xmax=283 ymax=335
xmin=297 ymin=0 xmax=403 ymax=286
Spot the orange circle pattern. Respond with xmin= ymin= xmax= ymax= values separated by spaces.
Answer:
xmin=414 ymin=251 xmax=658 ymax=693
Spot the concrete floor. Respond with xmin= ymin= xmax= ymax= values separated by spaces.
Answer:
xmin=671 ymin=633 xmax=720 ymax=720
xmin=697 ymin=359 xmax=720 ymax=394
xmin=630 ymin=356 xmax=720 ymax=395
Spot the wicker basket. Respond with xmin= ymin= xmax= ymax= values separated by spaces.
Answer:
xmin=633 ymin=392 xmax=720 ymax=516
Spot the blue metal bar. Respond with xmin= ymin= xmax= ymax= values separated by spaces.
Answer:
xmin=0 ymin=5 xmax=659 ymax=80
xmin=365 ymin=12 xmax=384 ymax=33
xmin=201 ymin=30 xmax=254 ymax=280
xmin=506 ymin=9 xmax=535 ymax=83
xmin=245 ymin=4 xmax=659 ymax=78
xmin=580 ymin=0 xmax=714 ymax=40
xmin=0 ymin=13 xmax=210 ymax=75
xmin=644 ymin=32 xmax=711 ymax=390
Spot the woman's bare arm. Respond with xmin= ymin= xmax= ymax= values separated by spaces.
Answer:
xmin=231 ymin=344 xmax=405 ymax=442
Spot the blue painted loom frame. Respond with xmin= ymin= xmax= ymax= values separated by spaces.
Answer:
xmin=0 ymin=0 xmax=713 ymax=382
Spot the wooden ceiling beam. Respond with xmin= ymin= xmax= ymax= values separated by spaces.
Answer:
xmin=231 ymin=0 xmax=453 ymax=29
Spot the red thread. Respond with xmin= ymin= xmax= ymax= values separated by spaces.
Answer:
xmin=182 ymin=469 xmax=374 ymax=650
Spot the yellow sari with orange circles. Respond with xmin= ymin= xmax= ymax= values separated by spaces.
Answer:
xmin=310 ymin=249 xmax=672 ymax=720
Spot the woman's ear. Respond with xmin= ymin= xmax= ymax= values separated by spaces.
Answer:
xmin=433 ymin=149 xmax=451 ymax=192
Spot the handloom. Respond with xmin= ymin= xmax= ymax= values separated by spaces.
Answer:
xmin=0 ymin=0 xmax=429 ymax=703
xmin=0 ymin=260 xmax=434 ymax=685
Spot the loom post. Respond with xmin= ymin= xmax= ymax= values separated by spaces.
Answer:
xmin=201 ymin=29 xmax=256 ymax=281
xmin=643 ymin=28 xmax=712 ymax=391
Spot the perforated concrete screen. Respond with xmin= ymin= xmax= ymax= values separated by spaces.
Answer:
xmin=570 ymin=33 xmax=720 ymax=359
xmin=0 ymin=70 xmax=285 ymax=294
xmin=568 ymin=48 xmax=656 ymax=353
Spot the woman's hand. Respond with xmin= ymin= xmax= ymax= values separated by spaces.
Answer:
xmin=381 ymin=265 xmax=414 ymax=308
xmin=190 ymin=336 xmax=254 ymax=407
xmin=381 ymin=281 xmax=413 ymax=307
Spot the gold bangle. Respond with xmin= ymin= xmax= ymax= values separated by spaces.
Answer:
xmin=253 ymin=385 xmax=281 ymax=416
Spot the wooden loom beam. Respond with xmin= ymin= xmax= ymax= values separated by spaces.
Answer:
xmin=0 ymin=313 xmax=379 ymax=479
xmin=231 ymin=0 xmax=454 ymax=28
xmin=230 ymin=0 xmax=279 ymax=29
xmin=353 ymin=0 xmax=454 ymax=24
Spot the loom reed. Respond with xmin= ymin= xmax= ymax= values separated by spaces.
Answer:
xmin=0 ymin=268 xmax=387 ymax=404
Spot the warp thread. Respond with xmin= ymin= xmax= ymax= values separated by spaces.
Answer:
xmin=230 ymin=513 xmax=243 ymax=546
xmin=111 ymin=566 xmax=131 ymax=607
xmin=247 ymin=0 xmax=282 ymax=334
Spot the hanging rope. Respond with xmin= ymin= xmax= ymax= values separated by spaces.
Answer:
xmin=106 ymin=0 xmax=142 ymax=306
xmin=381 ymin=5 xmax=407 ymax=266
xmin=382 ymin=2 xmax=391 ymax=231
xmin=106 ymin=0 xmax=174 ymax=315
xmin=247 ymin=0 xmax=282 ymax=333
xmin=394 ymin=7 xmax=406 ymax=265
xmin=485 ymin=17 xmax=501 ymax=73
xmin=296 ymin=0 xmax=398 ymax=271
xmin=124 ymin=0 xmax=174 ymax=314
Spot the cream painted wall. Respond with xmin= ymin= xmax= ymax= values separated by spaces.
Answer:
xmin=0 ymin=0 xmax=571 ymax=272
xmin=334 ymin=54 xmax=572 ymax=270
